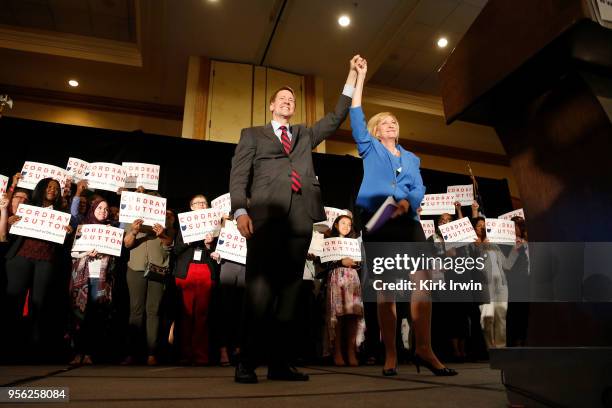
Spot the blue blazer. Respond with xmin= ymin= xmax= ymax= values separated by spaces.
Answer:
xmin=350 ymin=107 xmax=426 ymax=219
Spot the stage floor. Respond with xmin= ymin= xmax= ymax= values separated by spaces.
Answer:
xmin=0 ymin=363 xmax=507 ymax=407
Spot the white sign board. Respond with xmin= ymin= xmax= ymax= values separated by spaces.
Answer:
xmin=307 ymin=231 xmax=325 ymax=257
xmin=499 ymin=208 xmax=525 ymax=221
xmin=17 ymin=161 xmax=67 ymax=190
xmin=420 ymin=219 xmax=436 ymax=240
xmin=596 ymin=0 xmax=612 ymax=22
xmin=485 ymin=218 xmax=516 ymax=245
xmin=85 ymin=162 xmax=127 ymax=193
xmin=438 ymin=217 xmax=478 ymax=248
xmin=178 ymin=208 xmax=224 ymax=243
xmin=314 ymin=207 xmax=349 ymax=231
xmin=215 ymin=221 xmax=247 ymax=264
xmin=122 ymin=162 xmax=160 ymax=191
xmin=320 ymin=237 xmax=362 ymax=263
xmin=419 ymin=193 xmax=457 ymax=216
xmin=446 ymin=184 xmax=474 ymax=206
xmin=0 ymin=175 xmax=8 ymax=194
xmin=211 ymin=193 xmax=231 ymax=216
xmin=119 ymin=191 xmax=167 ymax=227
xmin=66 ymin=157 xmax=90 ymax=183
xmin=72 ymin=224 xmax=125 ymax=256
xmin=9 ymin=204 xmax=70 ymax=244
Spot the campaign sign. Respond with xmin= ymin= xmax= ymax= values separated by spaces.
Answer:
xmin=122 ymin=162 xmax=160 ymax=191
xmin=72 ymin=224 xmax=125 ymax=256
xmin=419 ymin=193 xmax=457 ymax=216
xmin=215 ymin=221 xmax=247 ymax=264
xmin=9 ymin=204 xmax=70 ymax=244
xmin=85 ymin=162 xmax=127 ymax=193
xmin=447 ymin=184 xmax=474 ymax=206
xmin=66 ymin=157 xmax=90 ymax=183
xmin=211 ymin=193 xmax=231 ymax=216
xmin=320 ymin=237 xmax=362 ymax=263
xmin=438 ymin=217 xmax=478 ymax=248
xmin=420 ymin=219 xmax=436 ymax=240
xmin=499 ymin=208 xmax=525 ymax=221
xmin=178 ymin=208 xmax=224 ymax=243
xmin=308 ymin=231 xmax=325 ymax=257
xmin=314 ymin=207 xmax=348 ymax=231
xmin=17 ymin=161 xmax=68 ymax=190
xmin=0 ymin=175 xmax=8 ymax=194
xmin=119 ymin=191 xmax=167 ymax=227
xmin=485 ymin=218 xmax=516 ymax=245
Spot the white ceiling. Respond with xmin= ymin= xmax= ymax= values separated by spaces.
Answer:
xmin=0 ymin=0 xmax=487 ymax=108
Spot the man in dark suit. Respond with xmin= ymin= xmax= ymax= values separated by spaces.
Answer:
xmin=230 ymin=55 xmax=361 ymax=383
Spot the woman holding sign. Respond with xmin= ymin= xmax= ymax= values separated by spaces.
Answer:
xmin=321 ymin=215 xmax=365 ymax=367
xmin=172 ymin=194 xmax=217 ymax=365
xmin=471 ymin=217 xmax=508 ymax=349
xmin=123 ymin=198 xmax=175 ymax=366
xmin=5 ymin=178 xmax=73 ymax=359
xmin=68 ymin=199 xmax=116 ymax=365
xmin=350 ymin=59 xmax=456 ymax=376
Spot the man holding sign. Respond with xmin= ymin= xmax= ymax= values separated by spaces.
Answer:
xmin=229 ymin=56 xmax=358 ymax=383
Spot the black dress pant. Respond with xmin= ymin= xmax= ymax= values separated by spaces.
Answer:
xmin=5 ymin=256 xmax=57 ymax=358
xmin=240 ymin=191 xmax=313 ymax=369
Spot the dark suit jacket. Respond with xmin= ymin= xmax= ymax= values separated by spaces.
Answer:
xmin=172 ymin=231 xmax=218 ymax=280
xmin=229 ymin=94 xmax=351 ymax=226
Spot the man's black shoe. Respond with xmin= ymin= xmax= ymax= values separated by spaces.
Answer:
xmin=267 ymin=365 xmax=310 ymax=381
xmin=235 ymin=363 xmax=258 ymax=384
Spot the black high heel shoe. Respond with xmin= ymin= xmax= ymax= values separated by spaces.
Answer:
xmin=382 ymin=366 xmax=398 ymax=376
xmin=413 ymin=354 xmax=458 ymax=376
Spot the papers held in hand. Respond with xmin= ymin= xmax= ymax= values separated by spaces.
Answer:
xmin=365 ymin=196 xmax=398 ymax=234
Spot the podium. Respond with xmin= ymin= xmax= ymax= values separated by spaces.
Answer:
xmin=439 ymin=1 xmax=612 ymax=406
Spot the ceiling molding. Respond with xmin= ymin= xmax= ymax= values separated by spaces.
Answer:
xmin=1 ymin=83 xmax=182 ymax=120
xmin=0 ymin=24 xmax=142 ymax=67
xmin=330 ymin=129 xmax=509 ymax=166
xmin=364 ymin=84 xmax=444 ymax=117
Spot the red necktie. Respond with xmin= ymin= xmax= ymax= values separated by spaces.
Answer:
xmin=279 ymin=126 xmax=301 ymax=192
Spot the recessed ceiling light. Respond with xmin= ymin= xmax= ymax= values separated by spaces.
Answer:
xmin=68 ymin=79 xmax=79 ymax=87
xmin=437 ymin=37 xmax=448 ymax=48
xmin=338 ymin=15 xmax=350 ymax=27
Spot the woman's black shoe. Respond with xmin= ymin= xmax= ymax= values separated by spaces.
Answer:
xmin=413 ymin=354 xmax=458 ymax=376
xmin=382 ymin=367 xmax=398 ymax=376
xmin=235 ymin=363 xmax=258 ymax=383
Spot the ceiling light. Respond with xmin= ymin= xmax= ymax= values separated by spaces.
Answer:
xmin=68 ymin=79 xmax=79 ymax=87
xmin=437 ymin=37 xmax=448 ymax=48
xmin=338 ymin=15 xmax=350 ymax=27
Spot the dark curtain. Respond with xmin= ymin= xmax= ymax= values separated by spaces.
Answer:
xmin=0 ymin=117 xmax=513 ymax=215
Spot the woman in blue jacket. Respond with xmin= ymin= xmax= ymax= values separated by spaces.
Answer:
xmin=350 ymin=57 xmax=456 ymax=377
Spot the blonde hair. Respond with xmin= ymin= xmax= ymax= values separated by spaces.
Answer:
xmin=367 ymin=112 xmax=399 ymax=144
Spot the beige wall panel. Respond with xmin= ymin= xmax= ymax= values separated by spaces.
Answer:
xmin=252 ymin=66 xmax=267 ymax=127
xmin=181 ymin=56 xmax=200 ymax=138
xmin=325 ymin=140 xmax=358 ymax=157
xmin=208 ymin=61 xmax=253 ymax=144
xmin=265 ymin=68 xmax=304 ymax=125
xmin=324 ymin=140 xmax=519 ymax=199
xmin=340 ymin=102 xmax=506 ymax=155
xmin=6 ymin=100 xmax=182 ymax=137
xmin=313 ymin=76 xmax=326 ymax=153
